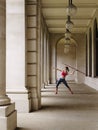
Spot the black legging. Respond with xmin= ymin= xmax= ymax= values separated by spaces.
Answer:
xmin=56 ymin=78 xmax=69 ymax=89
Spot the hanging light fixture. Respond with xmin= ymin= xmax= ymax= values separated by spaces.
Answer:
xmin=66 ymin=0 xmax=77 ymax=16
xmin=65 ymin=37 xmax=70 ymax=44
xmin=66 ymin=15 xmax=74 ymax=30
xmin=64 ymin=0 xmax=77 ymax=53
xmin=65 ymin=29 xmax=71 ymax=38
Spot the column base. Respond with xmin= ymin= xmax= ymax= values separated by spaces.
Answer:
xmin=0 ymin=95 xmax=10 ymax=105
xmin=31 ymin=87 xmax=41 ymax=111
xmin=0 ymin=103 xmax=17 ymax=130
xmin=32 ymin=98 xmax=39 ymax=111
xmin=7 ymin=89 xmax=31 ymax=113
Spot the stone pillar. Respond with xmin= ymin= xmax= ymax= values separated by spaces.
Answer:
xmin=44 ymin=31 xmax=50 ymax=85
xmin=92 ymin=31 xmax=95 ymax=77
xmin=6 ymin=0 xmax=31 ymax=113
xmin=87 ymin=33 xmax=90 ymax=76
xmin=46 ymin=35 xmax=50 ymax=84
xmin=40 ymin=21 xmax=45 ymax=88
xmin=26 ymin=0 xmax=41 ymax=110
xmin=0 ymin=1 xmax=17 ymax=130
xmin=44 ymin=30 xmax=47 ymax=85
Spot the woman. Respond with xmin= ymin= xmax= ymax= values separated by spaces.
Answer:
xmin=55 ymin=66 xmax=74 ymax=94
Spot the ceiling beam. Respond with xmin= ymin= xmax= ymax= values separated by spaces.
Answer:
xmin=41 ymin=3 xmax=97 ymax=8
xmin=48 ymin=29 xmax=86 ymax=34
xmin=45 ymin=16 xmax=92 ymax=20
xmin=48 ymin=26 xmax=87 ymax=29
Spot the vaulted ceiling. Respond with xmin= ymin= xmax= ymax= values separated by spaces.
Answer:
xmin=41 ymin=0 xmax=98 ymax=34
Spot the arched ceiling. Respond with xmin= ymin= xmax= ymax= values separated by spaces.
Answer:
xmin=41 ymin=0 xmax=98 ymax=34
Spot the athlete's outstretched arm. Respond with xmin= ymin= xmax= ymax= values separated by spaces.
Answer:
xmin=53 ymin=67 xmax=62 ymax=72
xmin=68 ymin=70 xmax=75 ymax=75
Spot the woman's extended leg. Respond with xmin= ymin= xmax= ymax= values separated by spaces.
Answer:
xmin=63 ymin=79 xmax=73 ymax=94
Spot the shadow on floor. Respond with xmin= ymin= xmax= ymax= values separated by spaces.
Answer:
xmin=16 ymin=128 xmax=25 ymax=130
xmin=16 ymin=127 xmax=40 ymax=130
xmin=41 ymin=102 xmax=97 ymax=111
xmin=16 ymin=127 xmax=31 ymax=130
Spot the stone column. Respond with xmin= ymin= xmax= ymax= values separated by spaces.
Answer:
xmin=46 ymin=35 xmax=50 ymax=84
xmin=26 ymin=0 xmax=41 ymax=110
xmin=92 ymin=32 xmax=95 ymax=77
xmin=87 ymin=34 xmax=90 ymax=76
xmin=40 ymin=22 xmax=45 ymax=88
xmin=0 ymin=1 xmax=10 ymax=106
xmin=6 ymin=0 xmax=31 ymax=113
xmin=0 ymin=1 xmax=17 ymax=130
xmin=44 ymin=30 xmax=47 ymax=85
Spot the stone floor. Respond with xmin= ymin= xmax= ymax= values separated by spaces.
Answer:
xmin=16 ymin=83 xmax=98 ymax=130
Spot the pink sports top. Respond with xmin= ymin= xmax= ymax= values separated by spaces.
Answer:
xmin=61 ymin=70 xmax=68 ymax=78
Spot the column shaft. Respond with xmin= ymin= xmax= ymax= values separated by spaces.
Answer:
xmin=0 ymin=0 xmax=10 ymax=106
xmin=0 ymin=1 xmax=17 ymax=130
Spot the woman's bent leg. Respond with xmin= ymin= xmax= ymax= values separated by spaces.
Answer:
xmin=55 ymin=78 xmax=62 ymax=94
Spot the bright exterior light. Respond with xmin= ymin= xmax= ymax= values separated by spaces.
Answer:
xmin=66 ymin=0 xmax=77 ymax=16
xmin=64 ymin=37 xmax=71 ymax=54
xmin=64 ymin=44 xmax=70 ymax=54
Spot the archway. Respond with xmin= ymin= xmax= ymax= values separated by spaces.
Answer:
xmin=55 ymin=36 xmax=77 ymax=82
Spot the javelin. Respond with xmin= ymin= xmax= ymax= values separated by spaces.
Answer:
xmin=63 ymin=63 xmax=86 ymax=75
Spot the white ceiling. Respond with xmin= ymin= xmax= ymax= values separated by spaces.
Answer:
xmin=41 ymin=0 xmax=98 ymax=33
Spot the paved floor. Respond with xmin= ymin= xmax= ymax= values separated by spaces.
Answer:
xmin=16 ymin=83 xmax=98 ymax=130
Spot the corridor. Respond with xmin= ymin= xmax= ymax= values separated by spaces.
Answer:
xmin=16 ymin=83 xmax=98 ymax=130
